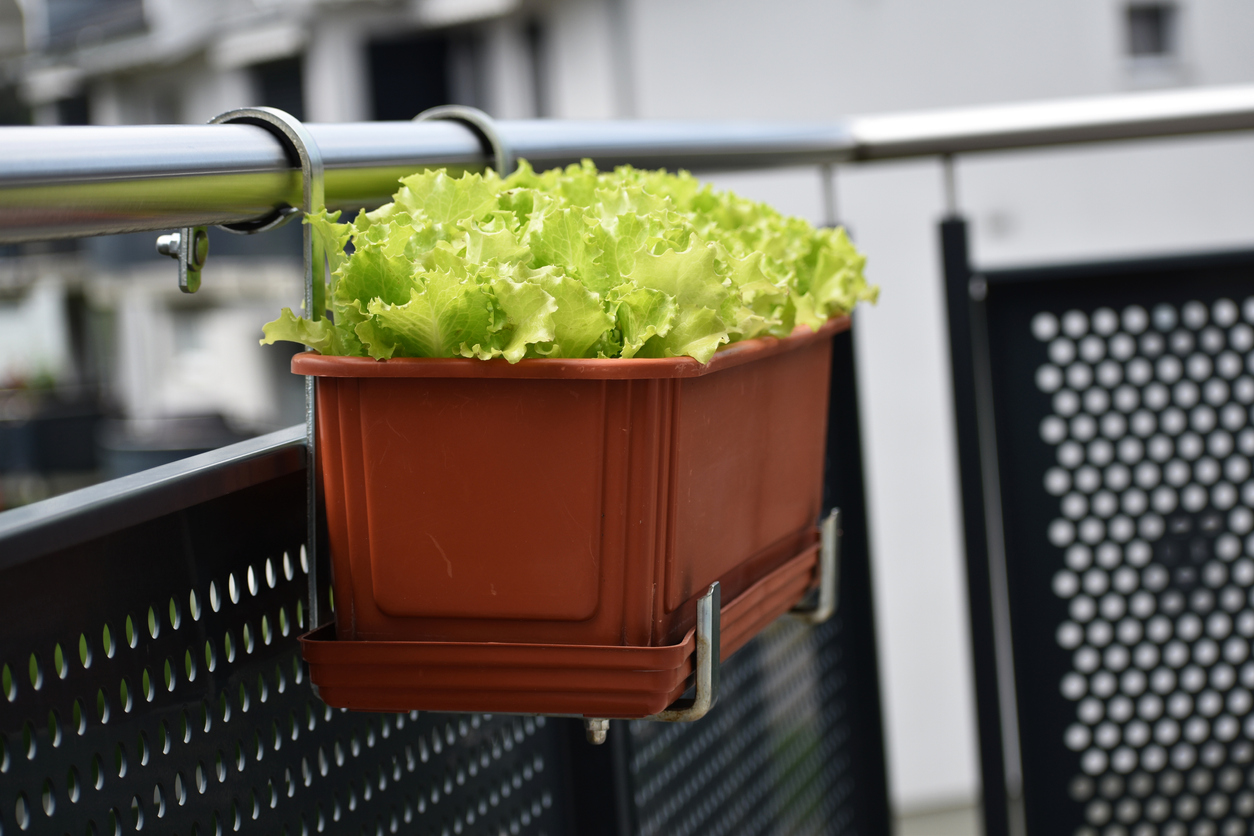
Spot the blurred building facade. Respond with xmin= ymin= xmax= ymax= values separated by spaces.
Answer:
xmin=1 ymin=0 xmax=1253 ymax=821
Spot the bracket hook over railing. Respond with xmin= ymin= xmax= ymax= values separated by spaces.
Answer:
xmin=415 ymin=104 xmax=515 ymax=177
xmin=155 ymin=106 xmax=326 ymax=293
xmin=201 ymin=107 xmax=327 ymax=633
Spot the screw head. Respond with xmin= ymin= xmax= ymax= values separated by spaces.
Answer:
xmin=583 ymin=718 xmax=610 ymax=745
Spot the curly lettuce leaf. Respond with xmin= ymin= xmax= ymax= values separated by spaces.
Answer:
xmin=626 ymin=243 xmax=730 ymax=313
xmin=396 ymin=170 xmax=496 ymax=225
xmin=638 ymin=306 xmax=728 ymax=364
xmin=528 ymin=206 xmax=609 ymax=293
xmin=612 ymin=286 xmax=676 ymax=359
xmin=488 ymin=275 xmax=558 ymax=363
xmin=261 ymin=308 xmax=365 ymax=357
xmin=362 ymin=272 xmax=495 ymax=359
xmin=534 ymin=272 xmax=614 ymax=359
xmin=264 ymin=161 xmax=874 ymax=363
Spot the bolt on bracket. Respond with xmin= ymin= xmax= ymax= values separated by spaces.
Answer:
xmin=156 ymin=226 xmax=209 ymax=293
xmin=581 ymin=581 xmax=722 ymax=745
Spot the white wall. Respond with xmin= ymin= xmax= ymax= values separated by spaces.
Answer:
xmin=303 ymin=15 xmax=371 ymax=124
xmin=0 ymin=275 xmax=72 ymax=386
xmin=536 ymin=0 xmax=1254 ymax=813
xmin=544 ymin=0 xmax=618 ymax=119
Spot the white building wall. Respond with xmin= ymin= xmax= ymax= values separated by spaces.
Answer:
xmin=180 ymin=66 xmax=254 ymax=125
xmin=544 ymin=0 xmax=618 ymax=119
xmin=0 ymin=275 xmax=72 ymax=385
xmin=304 ymin=16 xmax=371 ymax=124
xmin=483 ymin=17 xmax=538 ymax=119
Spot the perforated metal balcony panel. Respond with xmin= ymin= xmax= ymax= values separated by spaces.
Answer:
xmin=955 ymin=238 xmax=1254 ymax=836
xmin=0 ymin=327 xmax=888 ymax=836
xmin=0 ymin=469 xmax=571 ymax=836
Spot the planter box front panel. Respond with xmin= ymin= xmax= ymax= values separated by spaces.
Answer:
xmin=358 ymin=377 xmax=606 ymax=621
xmin=319 ymin=375 xmax=667 ymax=644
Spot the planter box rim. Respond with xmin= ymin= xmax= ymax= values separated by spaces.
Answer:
xmin=292 ymin=315 xmax=848 ymax=380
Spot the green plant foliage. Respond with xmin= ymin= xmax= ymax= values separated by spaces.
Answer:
xmin=262 ymin=160 xmax=875 ymax=364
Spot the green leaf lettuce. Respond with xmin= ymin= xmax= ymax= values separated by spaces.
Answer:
xmin=263 ymin=161 xmax=875 ymax=363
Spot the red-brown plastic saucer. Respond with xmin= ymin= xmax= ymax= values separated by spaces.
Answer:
xmin=300 ymin=542 xmax=821 ymax=718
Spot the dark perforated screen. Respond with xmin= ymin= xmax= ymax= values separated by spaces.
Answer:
xmin=982 ymin=250 xmax=1254 ymax=836
xmin=1 ymin=327 xmax=889 ymax=836
xmin=0 ymin=472 xmax=570 ymax=836
xmin=624 ymin=617 xmax=858 ymax=836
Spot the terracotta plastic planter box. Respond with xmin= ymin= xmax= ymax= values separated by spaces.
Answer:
xmin=295 ymin=315 xmax=846 ymax=717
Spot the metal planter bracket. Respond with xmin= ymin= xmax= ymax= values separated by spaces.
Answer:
xmin=791 ymin=508 xmax=841 ymax=625
xmin=414 ymin=104 xmax=515 ymax=176
xmin=584 ymin=510 xmax=837 ymax=743
xmin=581 ymin=581 xmax=721 ymax=745
xmin=206 ymin=106 xmax=327 ymax=631
xmin=580 ymin=510 xmax=837 ymax=746
xmin=650 ymin=580 xmax=721 ymax=721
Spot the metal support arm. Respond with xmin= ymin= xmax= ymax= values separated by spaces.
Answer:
xmin=791 ymin=508 xmax=841 ymax=624
xmin=649 ymin=581 xmax=722 ymax=722
xmin=583 ymin=581 xmax=722 ymax=744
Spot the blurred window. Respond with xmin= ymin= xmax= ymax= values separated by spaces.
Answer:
xmin=55 ymin=94 xmax=89 ymax=125
xmin=525 ymin=19 xmax=549 ymax=118
xmin=44 ymin=0 xmax=145 ymax=51
xmin=367 ymin=29 xmax=489 ymax=121
xmin=368 ymin=32 xmax=451 ymax=121
xmin=1126 ymin=3 xmax=1177 ymax=57
xmin=0 ymin=86 xmax=29 ymax=125
xmin=252 ymin=57 xmax=305 ymax=122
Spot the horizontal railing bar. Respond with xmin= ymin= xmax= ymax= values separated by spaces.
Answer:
xmin=848 ymin=84 xmax=1254 ymax=160
xmin=0 ymin=424 xmax=305 ymax=570
xmin=0 ymin=84 xmax=1251 ymax=243
xmin=0 ymin=120 xmax=856 ymax=242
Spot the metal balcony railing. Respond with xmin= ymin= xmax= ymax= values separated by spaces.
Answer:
xmin=0 ymin=83 xmax=1250 ymax=242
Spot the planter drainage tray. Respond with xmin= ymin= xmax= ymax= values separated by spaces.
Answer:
xmin=301 ymin=540 xmax=820 ymax=717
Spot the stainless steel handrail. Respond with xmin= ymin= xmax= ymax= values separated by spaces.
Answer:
xmin=0 ymin=83 xmax=1252 ymax=243
xmin=847 ymin=84 xmax=1254 ymax=159
xmin=0 ymin=120 xmax=856 ymax=241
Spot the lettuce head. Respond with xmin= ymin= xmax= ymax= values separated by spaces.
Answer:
xmin=262 ymin=161 xmax=875 ymax=364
